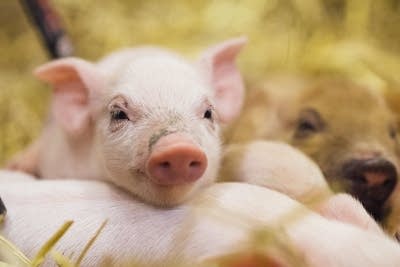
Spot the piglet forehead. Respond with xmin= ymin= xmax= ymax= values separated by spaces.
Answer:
xmin=111 ymin=53 xmax=211 ymax=110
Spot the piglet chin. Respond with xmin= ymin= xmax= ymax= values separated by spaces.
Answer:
xmin=146 ymin=182 xmax=201 ymax=207
xmin=116 ymin=168 xmax=204 ymax=206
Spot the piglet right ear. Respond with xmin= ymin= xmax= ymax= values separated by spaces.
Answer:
xmin=34 ymin=58 xmax=106 ymax=138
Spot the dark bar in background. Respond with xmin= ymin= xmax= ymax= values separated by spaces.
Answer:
xmin=0 ymin=197 xmax=6 ymax=223
xmin=19 ymin=0 xmax=73 ymax=58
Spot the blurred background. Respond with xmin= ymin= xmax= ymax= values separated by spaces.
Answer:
xmin=1 ymin=0 xmax=400 ymax=164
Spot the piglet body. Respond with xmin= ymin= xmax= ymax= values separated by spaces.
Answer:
xmin=0 ymin=174 xmax=399 ymax=267
xmin=219 ymin=140 xmax=384 ymax=234
xmin=220 ymin=141 xmax=331 ymax=204
xmin=8 ymin=38 xmax=247 ymax=207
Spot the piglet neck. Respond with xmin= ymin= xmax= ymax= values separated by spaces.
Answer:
xmin=38 ymin=123 xmax=106 ymax=181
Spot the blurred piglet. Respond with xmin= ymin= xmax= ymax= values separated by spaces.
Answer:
xmin=227 ymin=75 xmax=400 ymax=226
xmin=220 ymin=141 xmax=330 ymax=204
xmin=219 ymin=140 xmax=383 ymax=233
xmin=7 ymin=37 xmax=247 ymax=206
xmin=0 ymin=174 xmax=398 ymax=267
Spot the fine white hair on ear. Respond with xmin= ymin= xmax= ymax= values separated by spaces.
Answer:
xmin=198 ymin=36 xmax=248 ymax=124
xmin=34 ymin=58 xmax=107 ymax=137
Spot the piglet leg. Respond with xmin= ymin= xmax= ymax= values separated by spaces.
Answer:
xmin=317 ymin=193 xmax=384 ymax=235
xmin=5 ymin=138 xmax=41 ymax=177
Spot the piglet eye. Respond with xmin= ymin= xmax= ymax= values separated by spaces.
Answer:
xmin=203 ymin=109 xmax=213 ymax=120
xmin=294 ymin=108 xmax=325 ymax=139
xmin=298 ymin=120 xmax=317 ymax=133
xmin=389 ymin=125 xmax=397 ymax=140
xmin=111 ymin=110 xmax=129 ymax=121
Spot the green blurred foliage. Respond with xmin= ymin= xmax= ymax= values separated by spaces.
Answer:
xmin=1 ymin=0 xmax=400 ymax=163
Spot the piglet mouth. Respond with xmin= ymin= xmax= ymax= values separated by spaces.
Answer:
xmin=339 ymin=182 xmax=392 ymax=222
xmin=130 ymin=168 xmax=189 ymax=188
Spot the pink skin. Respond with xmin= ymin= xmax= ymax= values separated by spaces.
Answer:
xmin=317 ymin=193 xmax=384 ymax=235
xmin=0 ymin=177 xmax=399 ymax=267
xmin=146 ymin=133 xmax=207 ymax=185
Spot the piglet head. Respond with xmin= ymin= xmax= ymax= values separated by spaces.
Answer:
xmin=34 ymin=37 xmax=247 ymax=206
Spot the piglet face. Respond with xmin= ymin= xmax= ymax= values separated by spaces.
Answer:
xmin=34 ymin=37 xmax=247 ymax=206
xmin=95 ymin=54 xmax=222 ymax=205
xmin=289 ymin=80 xmax=400 ymax=221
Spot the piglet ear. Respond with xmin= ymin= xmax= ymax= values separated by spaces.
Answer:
xmin=34 ymin=57 xmax=106 ymax=138
xmin=198 ymin=36 xmax=247 ymax=124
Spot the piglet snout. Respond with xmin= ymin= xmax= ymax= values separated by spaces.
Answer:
xmin=342 ymin=157 xmax=397 ymax=220
xmin=146 ymin=134 xmax=207 ymax=185
xmin=343 ymin=158 xmax=397 ymax=191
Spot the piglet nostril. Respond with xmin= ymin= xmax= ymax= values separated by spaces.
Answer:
xmin=160 ymin=162 xmax=170 ymax=169
xmin=383 ymin=179 xmax=392 ymax=187
xmin=190 ymin=161 xmax=201 ymax=167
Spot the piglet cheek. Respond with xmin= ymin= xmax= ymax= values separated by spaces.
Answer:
xmin=145 ymin=133 xmax=207 ymax=186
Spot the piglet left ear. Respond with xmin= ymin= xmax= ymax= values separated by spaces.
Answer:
xmin=34 ymin=58 xmax=106 ymax=138
xmin=198 ymin=36 xmax=247 ymax=124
